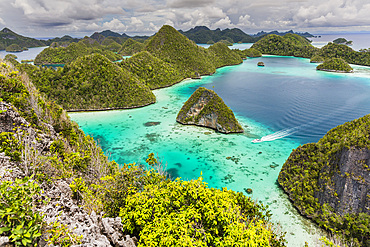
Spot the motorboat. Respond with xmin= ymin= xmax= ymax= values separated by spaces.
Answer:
xmin=251 ymin=138 xmax=263 ymax=143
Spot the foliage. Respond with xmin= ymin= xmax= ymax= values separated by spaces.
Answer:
xmin=119 ymin=176 xmax=285 ymax=246
xmin=251 ymin=34 xmax=318 ymax=58
xmin=120 ymin=51 xmax=183 ymax=89
xmin=0 ymin=28 xmax=45 ymax=51
xmin=316 ymin=58 xmax=353 ymax=72
xmin=6 ymin=44 xmax=24 ymax=52
xmin=278 ymin=114 xmax=370 ymax=246
xmin=317 ymin=42 xmax=370 ymax=66
xmin=145 ymin=25 xmax=243 ymax=80
xmin=145 ymin=25 xmax=218 ymax=78
xmin=180 ymin=26 xmax=258 ymax=44
xmin=176 ymin=87 xmax=244 ymax=133
xmin=19 ymin=54 xmax=156 ymax=110
xmin=45 ymin=220 xmax=82 ymax=246
xmin=207 ymin=42 xmax=243 ymax=67
xmin=243 ymin=48 xmax=262 ymax=57
xmin=34 ymin=41 xmax=121 ymax=65
xmin=119 ymin=38 xmax=145 ymax=56
xmin=4 ymin=54 xmax=18 ymax=60
xmin=0 ymin=177 xmax=44 ymax=246
xmin=310 ymin=55 xmax=324 ymax=63
xmin=333 ymin=38 xmax=352 ymax=45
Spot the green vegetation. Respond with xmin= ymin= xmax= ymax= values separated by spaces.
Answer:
xmin=257 ymin=62 xmax=265 ymax=67
xmin=316 ymin=58 xmax=353 ymax=73
xmin=208 ymin=42 xmax=243 ymax=67
xmin=4 ymin=54 xmax=18 ymax=60
xmin=145 ymin=25 xmax=242 ymax=79
xmin=278 ymin=114 xmax=370 ymax=246
xmin=5 ymin=44 xmax=24 ymax=52
xmin=19 ymin=54 xmax=155 ymax=110
xmin=251 ymin=34 xmax=318 ymax=58
xmin=145 ymin=25 xmax=217 ymax=78
xmin=34 ymin=41 xmax=121 ymax=65
xmin=120 ymin=51 xmax=183 ymax=89
xmin=333 ymin=38 xmax=352 ymax=45
xmin=180 ymin=26 xmax=258 ymax=44
xmin=252 ymin=35 xmax=370 ymax=67
xmin=243 ymin=48 xmax=262 ymax=57
xmin=0 ymin=59 xmax=285 ymax=246
xmin=177 ymin=87 xmax=244 ymax=133
xmin=118 ymin=38 xmax=145 ymax=56
xmin=316 ymin=42 xmax=370 ymax=66
xmin=0 ymin=177 xmax=44 ymax=246
xmin=310 ymin=55 xmax=324 ymax=63
xmin=0 ymin=28 xmax=45 ymax=51
xmin=120 ymin=176 xmax=285 ymax=246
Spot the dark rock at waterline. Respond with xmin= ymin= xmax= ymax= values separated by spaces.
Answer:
xmin=144 ymin=121 xmax=161 ymax=127
xmin=244 ymin=188 xmax=253 ymax=194
xmin=257 ymin=62 xmax=265 ymax=67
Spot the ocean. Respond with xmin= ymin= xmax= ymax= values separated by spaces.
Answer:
xmin=69 ymin=55 xmax=370 ymax=246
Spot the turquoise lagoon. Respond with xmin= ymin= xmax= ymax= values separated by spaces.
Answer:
xmin=69 ymin=56 xmax=370 ymax=246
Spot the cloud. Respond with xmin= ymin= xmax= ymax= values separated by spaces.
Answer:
xmin=167 ymin=0 xmax=215 ymax=8
xmin=0 ymin=17 xmax=5 ymax=25
xmin=102 ymin=18 xmax=127 ymax=31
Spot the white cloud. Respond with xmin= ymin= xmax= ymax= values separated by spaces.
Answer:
xmin=102 ymin=18 xmax=126 ymax=31
xmin=1 ymin=0 xmax=370 ymax=37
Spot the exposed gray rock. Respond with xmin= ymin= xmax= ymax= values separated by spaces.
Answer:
xmin=316 ymin=147 xmax=370 ymax=215
xmin=0 ymin=237 xmax=11 ymax=247
xmin=176 ymin=87 xmax=244 ymax=134
xmin=0 ymin=101 xmax=137 ymax=247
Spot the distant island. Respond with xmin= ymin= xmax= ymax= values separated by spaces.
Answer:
xmin=0 ymin=26 xmax=316 ymax=53
xmin=251 ymin=33 xmax=370 ymax=68
xmin=333 ymin=38 xmax=353 ymax=46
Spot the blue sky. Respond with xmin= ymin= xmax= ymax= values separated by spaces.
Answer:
xmin=0 ymin=0 xmax=369 ymax=37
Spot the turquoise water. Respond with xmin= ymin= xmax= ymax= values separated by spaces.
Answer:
xmin=69 ymin=56 xmax=370 ymax=246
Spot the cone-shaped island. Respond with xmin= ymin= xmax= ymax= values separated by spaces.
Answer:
xmin=176 ymin=87 xmax=244 ymax=134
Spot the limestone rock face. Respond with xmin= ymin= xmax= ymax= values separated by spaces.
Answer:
xmin=0 ymin=101 xmax=137 ymax=247
xmin=176 ymin=87 xmax=243 ymax=134
xmin=316 ymin=147 xmax=370 ymax=216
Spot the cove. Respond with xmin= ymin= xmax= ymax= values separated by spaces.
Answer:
xmin=69 ymin=56 xmax=370 ymax=246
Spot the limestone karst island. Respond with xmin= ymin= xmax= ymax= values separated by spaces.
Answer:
xmin=0 ymin=4 xmax=370 ymax=247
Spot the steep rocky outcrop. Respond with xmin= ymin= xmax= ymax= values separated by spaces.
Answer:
xmin=0 ymin=101 xmax=137 ymax=246
xmin=176 ymin=87 xmax=243 ymax=134
xmin=278 ymin=114 xmax=370 ymax=246
xmin=316 ymin=147 xmax=370 ymax=216
xmin=0 ymin=101 xmax=137 ymax=247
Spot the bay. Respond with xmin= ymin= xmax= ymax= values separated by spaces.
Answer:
xmin=69 ymin=56 xmax=370 ymax=246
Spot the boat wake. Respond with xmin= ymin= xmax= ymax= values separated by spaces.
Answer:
xmin=252 ymin=94 xmax=367 ymax=144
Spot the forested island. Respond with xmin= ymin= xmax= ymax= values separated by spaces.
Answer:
xmin=316 ymin=58 xmax=353 ymax=73
xmin=176 ymin=87 xmax=244 ymax=134
xmin=251 ymin=33 xmax=370 ymax=71
xmin=1 ymin=24 xmax=369 ymax=247
xmin=0 ymin=55 xmax=285 ymax=245
xmin=279 ymin=115 xmax=370 ymax=246
xmin=14 ymin=25 xmax=243 ymax=111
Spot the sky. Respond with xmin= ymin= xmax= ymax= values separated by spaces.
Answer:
xmin=0 ymin=0 xmax=370 ymax=38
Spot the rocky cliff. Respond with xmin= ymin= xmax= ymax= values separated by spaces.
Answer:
xmin=0 ymin=60 xmax=138 ymax=246
xmin=316 ymin=147 xmax=370 ymax=216
xmin=278 ymin=114 xmax=370 ymax=246
xmin=176 ymin=87 xmax=243 ymax=134
xmin=0 ymin=101 xmax=137 ymax=247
